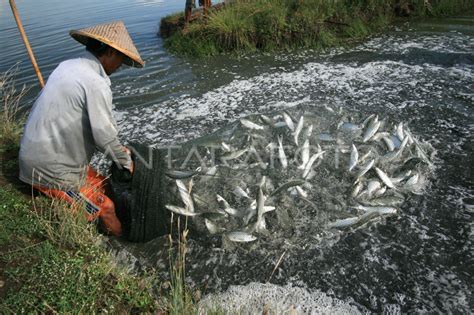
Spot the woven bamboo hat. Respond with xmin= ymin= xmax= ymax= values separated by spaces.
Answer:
xmin=70 ymin=21 xmax=144 ymax=68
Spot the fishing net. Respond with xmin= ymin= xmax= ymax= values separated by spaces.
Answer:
xmin=111 ymin=107 xmax=435 ymax=244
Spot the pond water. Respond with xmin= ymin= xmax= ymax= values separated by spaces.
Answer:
xmin=1 ymin=1 xmax=473 ymax=313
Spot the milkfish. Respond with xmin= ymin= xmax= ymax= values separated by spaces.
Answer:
xmin=240 ymin=118 xmax=264 ymax=130
xmin=349 ymin=144 xmax=358 ymax=172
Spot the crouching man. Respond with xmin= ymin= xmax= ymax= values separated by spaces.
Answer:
xmin=19 ymin=21 xmax=144 ymax=236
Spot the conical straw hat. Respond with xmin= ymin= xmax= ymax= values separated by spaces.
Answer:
xmin=70 ymin=21 xmax=144 ymax=68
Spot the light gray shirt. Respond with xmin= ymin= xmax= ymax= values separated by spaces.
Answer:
xmin=19 ymin=52 xmax=130 ymax=190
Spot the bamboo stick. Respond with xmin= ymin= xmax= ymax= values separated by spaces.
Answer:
xmin=9 ymin=0 xmax=45 ymax=88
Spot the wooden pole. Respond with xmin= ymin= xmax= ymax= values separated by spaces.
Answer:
xmin=9 ymin=0 xmax=45 ymax=88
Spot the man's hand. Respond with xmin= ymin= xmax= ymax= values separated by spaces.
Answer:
xmin=122 ymin=146 xmax=134 ymax=174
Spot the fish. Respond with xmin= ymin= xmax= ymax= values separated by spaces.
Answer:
xmin=255 ymin=188 xmax=266 ymax=233
xmin=295 ymin=186 xmax=308 ymax=198
xmin=363 ymin=119 xmax=381 ymax=142
xmin=277 ymin=135 xmax=288 ymax=169
xmin=354 ymin=205 xmax=398 ymax=215
xmin=405 ymin=173 xmax=419 ymax=187
xmin=356 ymin=159 xmax=375 ymax=179
xmin=359 ymin=149 xmax=372 ymax=163
xmin=221 ymin=147 xmax=249 ymax=161
xmin=361 ymin=114 xmax=375 ymax=128
xmin=340 ymin=122 xmax=361 ymax=133
xmin=372 ymin=132 xmax=390 ymax=141
xmin=383 ymin=136 xmax=409 ymax=160
xmin=233 ymin=186 xmax=251 ymax=199
xmin=302 ymin=151 xmax=325 ymax=179
xmin=225 ymin=231 xmax=257 ymax=242
xmin=374 ymin=186 xmax=387 ymax=197
xmin=396 ymin=123 xmax=404 ymax=141
xmin=240 ymin=119 xmax=264 ymax=130
xmin=299 ymin=139 xmax=310 ymax=169
xmin=375 ymin=167 xmax=396 ymax=189
xmin=365 ymin=196 xmax=405 ymax=206
xmin=205 ymin=219 xmax=225 ymax=234
xmin=282 ymin=112 xmax=295 ymax=131
xmin=165 ymin=169 xmax=200 ymax=179
xmin=382 ymin=136 xmax=395 ymax=152
xmin=349 ymin=144 xmax=358 ymax=172
xmin=318 ymin=133 xmax=335 ymax=142
xmin=351 ymin=180 xmax=363 ymax=198
xmin=176 ymin=180 xmax=194 ymax=212
xmin=274 ymin=121 xmax=287 ymax=128
xmin=305 ymin=124 xmax=314 ymax=139
xmin=293 ymin=116 xmax=304 ymax=145
xmin=328 ymin=217 xmax=359 ymax=229
xmin=259 ymin=114 xmax=274 ymax=127
xmin=271 ymin=179 xmax=306 ymax=197
xmin=165 ymin=205 xmax=200 ymax=216
xmin=221 ymin=142 xmax=232 ymax=152
xmin=217 ymin=194 xmax=239 ymax=216
xmin=367 ymin=180 xmax=382 ymax=197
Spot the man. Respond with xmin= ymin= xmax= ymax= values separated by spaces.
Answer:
xmin=19 ymin=21 xmax=144 ymax=237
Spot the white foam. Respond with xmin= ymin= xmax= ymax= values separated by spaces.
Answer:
xmin=199 ymin=282 xmax=364 ymax=314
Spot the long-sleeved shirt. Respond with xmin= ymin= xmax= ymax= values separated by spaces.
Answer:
xmin=19 ymin=51 xmax=130 ymax=190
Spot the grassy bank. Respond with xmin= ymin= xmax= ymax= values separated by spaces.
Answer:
xmin=162 ymin=0 xmax=474 ymax=57
xmin=0 ymin=71 xmax=205 ymax=313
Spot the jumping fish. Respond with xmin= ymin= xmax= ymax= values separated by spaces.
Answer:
xmin=349 ymin=144 xmax=358 ymax=172
xmin=226 ymin=231 xmax=257 ymax=242
xmin=382 ymin=136 xmax=395 ymax=152
xmin=282 ymin=112 xmax=295 ymax=131
xmin=240 ymin=119 xmax=264 ymax=130
xmin=299 ymin=139 xmax=310 ymax=169
xmin=306 ymin=124 xmax=314 ymax=139
xmin=396 ymin=123 xmax=404 ymax=141
xmin=176 ymin=180 xmax=194 ymax=212
xmin=233 ymin=186 xmax=250 ymax=199
xmin=277 ymin=135 xmax=288 ymax=169
xmin=293 ymin=116 xmax=304 ymax=145
xmin=271 ymin=179 xmax=306 ymax=197
xmin=165 ymin=169 xmax=200 ymax=179
xmin=255 ymin=188 xmax=266 ymax=233
xmin=356 ymin=159 xmax=375 ymax=179
xmin=363 ymin=119 xmax=381 ymax=142
xmin=217 ymin=194 xmax=239 ymax=216
xmin=405 ymin=173 xmax=419 ymax=187
xmin=205 ymin=219 xmax=225 ymax=234
xmin=351 ymin=180 xmax=363 ymax=198
xmin=259 ymin=114 xmax=274 ymax=127
xmin=375 ymin=167 xmax=396 ymax=189
xmin=302 ymin=151 xmax=325 ymax=179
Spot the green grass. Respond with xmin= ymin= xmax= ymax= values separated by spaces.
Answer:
xmin=162 ymin=0 xmax=474 ymax=57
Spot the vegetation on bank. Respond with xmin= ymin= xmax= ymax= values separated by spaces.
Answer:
xmin=0 ymin=72 xmax=207 ymax=313
xmin=162 ymin=0 xmax=474 ymax=57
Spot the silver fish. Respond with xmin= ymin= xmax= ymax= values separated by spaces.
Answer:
xmin=277 ymin=135 xmax=288 ymax=169
xmin=176 ymin=180 xmax=194 ymax=212
xmin=363 ymin=120 xmax=381 ymax=142
xmin=351 ymin=180 xmax=363 ymax=198
xmin=233 ymin=186 xmax=250 ymax=199
xmin=302 ymin=151 xmax=325 ymax=179
xmin=306 ymin=124 xmax=314 ymax=139
xmin=205 ymin=219 xmax=225 ymax=234
xmin=372 ymin=132 xmax=390 ymax=141
xmin=165 ymin=169 xmax=200 ymax=179
xmin=299 ymin=139 xmax=310 ymax=169
xmin=221 ymin=147 xmax=249 ymax=161
xmin=340 ymin=122 xmax=361 ymax=132
xmin=405 ymin=173 xmax=419 ymax=187
xmin=396 ymin=122 xmax=404 ymax=141
xmin=221 ymin=142 xmax=231 ymax=152
xmin=293 ymin=116 xmax=304 ymax=145
xmin=318 ymin=133 xmax=335 ymax=142
xmin=349 ymin=144 xmax=359 ymax=172
xmin=375 ymin=167 xmax=396 ymax=189
xmin=382 ymin=136 xmax=395 ymax=152
xmin=271 ymin=179 xmax=306 ymax=197
xmin=226 ymin=231 xmax=257 ymax=242
xmin=357 ymin=159 xmax=375 ymax=179
xmin=366 ymin=196 xmax=405 ymax=206
xmin=216 ymin=194 xmax=239 ymax=216
xmin=328 ymin=217 xmax=359 ymax=229
xmin=259 ymin=114 xmax=274 ymax=127
xmin=367 ymin=180 xmax=382 ymax=197
xmin=374 ymin=186 xmax=387 ymax=197
xmin=240 ymin=119 xmax=264 ymax=130
xmin=295 ymin=186 xmax=308 ymax=198
xmin=165 ymin=205 xmax=200 ymax=216
xmin=282 ymin=112 xmax=295 ymax=131
xmin=361 ymin=114 xmax=376 ymax=128
xmin=274 ymin=121 xmax=287 ymax=128
xmin=255 ymin=188 xmax=266 ymax=233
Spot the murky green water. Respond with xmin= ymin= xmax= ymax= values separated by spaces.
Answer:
xmin=1 ymin=1 xmax=473 ymax=313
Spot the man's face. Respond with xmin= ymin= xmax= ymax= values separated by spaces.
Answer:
xmin=102 ymin=49 xmax=125 ymax=75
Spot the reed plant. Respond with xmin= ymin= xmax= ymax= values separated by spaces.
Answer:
xmin=0 ymin=67 xmax=27 ymax=147
xmin=163 ymin=0 xmax=474 ymax=57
